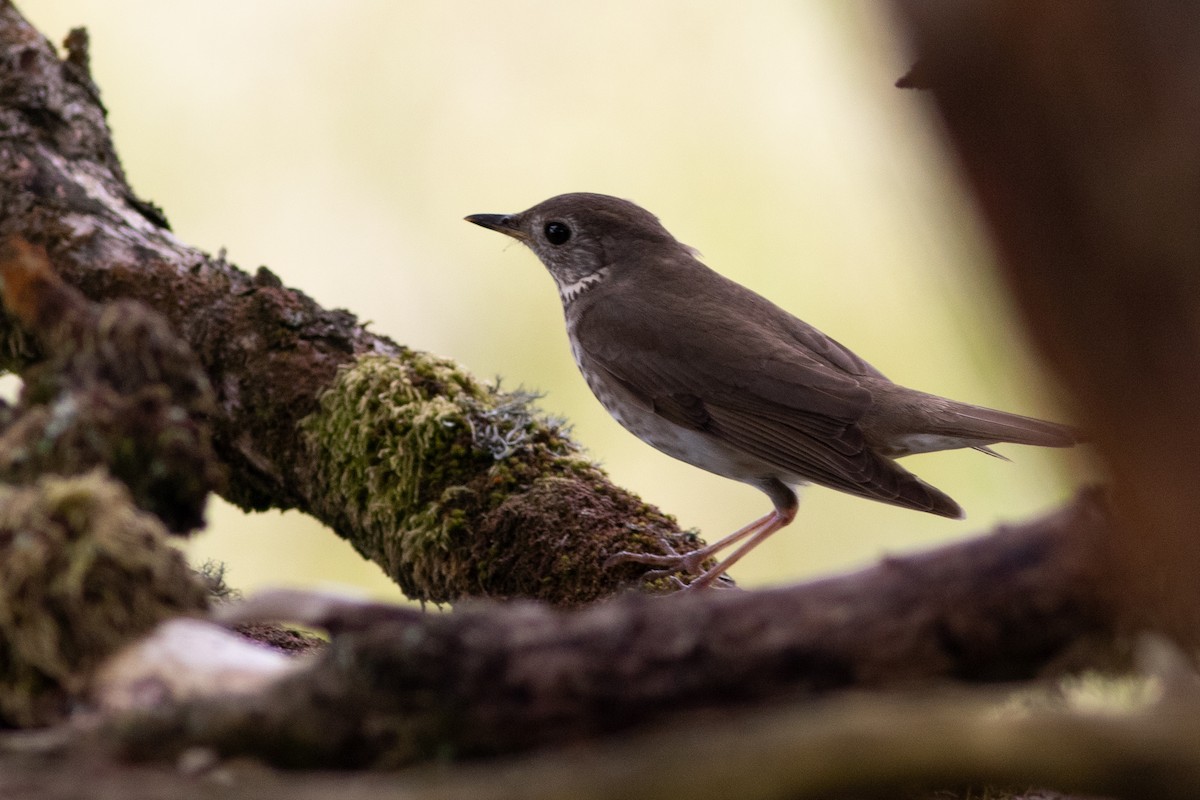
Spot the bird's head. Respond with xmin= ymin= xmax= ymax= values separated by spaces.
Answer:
xmin=466 ymin=192 xmax=688 ymax=304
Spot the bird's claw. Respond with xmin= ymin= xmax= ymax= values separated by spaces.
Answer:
xmin=604 ymin=547 xmax=704 ymax=575
xmin=605 ymin=548 xmax=736 ymax=591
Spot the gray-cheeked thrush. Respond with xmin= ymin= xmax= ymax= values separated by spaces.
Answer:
xmin=466 ymin=193 xmax=1077 ymax=590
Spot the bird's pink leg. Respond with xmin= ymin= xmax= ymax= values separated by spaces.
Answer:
xmin=682 ymin=503 xmax=797 ymax=591
xmin=606 ymin=492 xmax=799 ymax=589
xmin=604 ymin=510 xmax=775 ymax=575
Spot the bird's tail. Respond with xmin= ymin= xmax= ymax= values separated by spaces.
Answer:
xmin=926 ymin=397 xmax=1080 ymax=448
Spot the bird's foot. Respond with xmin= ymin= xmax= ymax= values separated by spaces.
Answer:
xmin=604 ymin=547 xmax=736 ymax=591
xmin=659 ymin=568 xmax=738 ymax=592
xmin=604 ymin=545 xmax=706 ymax=576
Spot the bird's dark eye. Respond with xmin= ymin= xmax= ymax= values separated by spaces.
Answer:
xmin=544 ymin=221 xmax=571 ymax=245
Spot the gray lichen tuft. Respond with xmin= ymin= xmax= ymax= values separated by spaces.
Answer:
xmin=0 ymin=471 xmax=210 ymax=727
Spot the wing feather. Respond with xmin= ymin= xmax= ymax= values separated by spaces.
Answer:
xmin=573 ymin=278 xmax=961 ymax=516
xmin=574 ymin=270 xmax=874 ymax=425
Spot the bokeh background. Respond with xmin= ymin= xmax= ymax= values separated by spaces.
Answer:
xmin=26 ymin=2 xmax=1085 ymax=600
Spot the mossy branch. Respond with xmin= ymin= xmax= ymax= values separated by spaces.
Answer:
xmin=299 ymin=355 xmax=693 ymax=602
xmin=0 ymin=235 xmax=217 ymax=727
xmin=0 ymin=4 xmax=699 ymax=604
xmin=0 ymin=472 xmax=208 ymax=727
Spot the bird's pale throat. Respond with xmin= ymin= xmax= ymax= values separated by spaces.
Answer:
xmin=556 ymin=268 xmax=609 ymax=305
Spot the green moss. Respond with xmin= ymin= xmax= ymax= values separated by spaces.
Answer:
xmin=300 ymin=354 xmax=594 ymax=597
xmin=0 ymin=470 xmax=209 ymax=727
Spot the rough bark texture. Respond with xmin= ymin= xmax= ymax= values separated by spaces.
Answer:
xmin=0 ymin=3 xmax=699 ymax=605
xmin=0 ymin=238 xmax=223 ymax=532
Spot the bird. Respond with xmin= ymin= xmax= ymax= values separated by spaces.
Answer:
xmin=465 ymin=193 xmax=1078 ymax=590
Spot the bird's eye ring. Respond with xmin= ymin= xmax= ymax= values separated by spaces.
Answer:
xmin=544 ymin=221 xmax=571 ymax=245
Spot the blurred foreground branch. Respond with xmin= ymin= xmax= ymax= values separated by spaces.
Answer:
xmin=895 ymin=0 xmax=1200 ymax=642
xmin=111 ymin=491 xmax=1116 ymax=768
xmin=8 ymin=655 xmax=1200 ymax=800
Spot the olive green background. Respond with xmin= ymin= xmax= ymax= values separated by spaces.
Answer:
xmin=26 ymin=2 xmax=1086 ymax=599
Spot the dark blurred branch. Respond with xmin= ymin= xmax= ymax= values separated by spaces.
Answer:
xmin=11 ymin=666 xmax=1200 ymax=800
xmin=116 ymin=492 xmax=1117 ymax=768
xmin=894 ymin=1 xmax=1200 ymax=641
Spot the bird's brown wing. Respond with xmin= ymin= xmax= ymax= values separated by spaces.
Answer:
xmin=574 ymin=288 xmax=962 ymax=517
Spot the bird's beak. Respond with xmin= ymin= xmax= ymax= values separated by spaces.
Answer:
xmin=464 ymin=213 xmax=528 ymax=242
